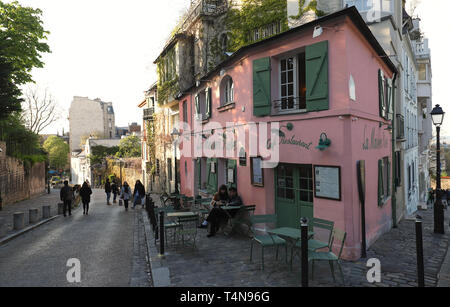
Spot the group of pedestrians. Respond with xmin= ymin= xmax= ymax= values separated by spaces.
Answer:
xmin=104 ymin=178 xmax=146 ymax=211
xmin=60 ymin=180 xmax=92 ymax=216
xmin=59 ymin=178 xmax=146 ymax=217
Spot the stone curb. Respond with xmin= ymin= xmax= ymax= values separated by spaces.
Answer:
xmin=141 ymin=210 xmax=171 ymax=287
xmin=0 ymin=215 xmax=59 ymax=246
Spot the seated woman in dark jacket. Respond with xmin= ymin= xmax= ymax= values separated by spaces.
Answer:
xmin=205 ymin=185 xmax=229 ymax=237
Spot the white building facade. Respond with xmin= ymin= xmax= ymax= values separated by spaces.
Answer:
xmin=69 ymin=97 xmax=116 ymax=153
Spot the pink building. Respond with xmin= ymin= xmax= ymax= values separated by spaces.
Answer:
xmin=177 ymin=7 xmax=397 ymax=260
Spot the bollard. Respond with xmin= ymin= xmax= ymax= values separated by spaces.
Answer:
xmin=42 ymin=205 xmax=51 ymax=219
xmin=29 ymin=208 xmax=39 ymax=224
xmin=13 ymin=212 xmax=25 ymax=230
xmin=416 ymin=215 xmax=425 ymax=287
xmin=58 ymin=203 xmax=64 ymax=215
xmin=301 ymin=217 xmax=309 ymax=287
xmin=159 ymin=211 xmax=165 ymax=257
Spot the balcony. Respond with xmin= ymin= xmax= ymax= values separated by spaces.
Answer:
xmin=396 ymin=114 xmax=406 ymax=142
xmin=143 ymin=108 xmax=154 ymax=121
xmin=415 ymin=40 xmax=430 ymax=59
xmin=180 ymin=0 xmax=228 ymax=32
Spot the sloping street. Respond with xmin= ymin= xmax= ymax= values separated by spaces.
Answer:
xmin=0 ymin=189 xmax=150 ymax=287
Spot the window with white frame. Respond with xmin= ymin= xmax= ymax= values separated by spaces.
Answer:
xmin=278 ymin=52 xmax=306 ymax=112
xmin=220 ymin=76 xmax=234 ymax=106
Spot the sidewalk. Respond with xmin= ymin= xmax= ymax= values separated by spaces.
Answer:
xmin=0 ymin=189 xmax=61 ymax=239
xmin=143 ymin=195 xmax=450 ymax=287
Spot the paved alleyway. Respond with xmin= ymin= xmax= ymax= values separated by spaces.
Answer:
xmin=0 ymin=189 xmax=150 ymax=287
xmin=0 ymin=189 xmax=60 ymax=238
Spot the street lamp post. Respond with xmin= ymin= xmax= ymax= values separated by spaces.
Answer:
xmin=431 ymin=104 xmax=445 ymax=234
xmin=171 ymin=128 xmax=181 ymax=194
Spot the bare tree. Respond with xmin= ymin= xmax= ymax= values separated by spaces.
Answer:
xmin=21 ymin=86 xmax=61 ymax=134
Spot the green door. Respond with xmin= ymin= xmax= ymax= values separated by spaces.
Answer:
xmin=275 ymin=164 xmax=314 ymax=228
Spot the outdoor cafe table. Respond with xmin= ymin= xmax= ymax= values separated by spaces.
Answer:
xmin=267 ymin=227 xmax=314 ymax=248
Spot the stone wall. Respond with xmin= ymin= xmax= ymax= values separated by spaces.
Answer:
xmin=0 ymin=141 xmax=46 ymax=205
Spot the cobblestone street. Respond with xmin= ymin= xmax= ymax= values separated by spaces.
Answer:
xmin=146 ymin=195 xmax=450 ymax=287
xmin=0 ymin=189 xmax=60 ymax=239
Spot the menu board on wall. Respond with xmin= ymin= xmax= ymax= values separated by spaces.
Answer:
xmin=314 ymin=166 xmax=341 ymax=201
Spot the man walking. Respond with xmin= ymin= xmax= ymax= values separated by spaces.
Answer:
xmin=105 ymin=178 xmax=112 ymax=205
xmin=60 ymin=181 xmax=74 ymax=217
xmin=111 ymin=180 xmax=118 ymax=204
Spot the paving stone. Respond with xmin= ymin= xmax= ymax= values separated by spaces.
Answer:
xmin=141 ymin=194 xmax=450 ymax=287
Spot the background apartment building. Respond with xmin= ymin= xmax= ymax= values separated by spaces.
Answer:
xmin=69 ymin=96 xmax=116 ymax=153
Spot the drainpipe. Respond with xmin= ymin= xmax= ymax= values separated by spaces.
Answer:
xmin=392 ymin=72 xmax=398 ymax=228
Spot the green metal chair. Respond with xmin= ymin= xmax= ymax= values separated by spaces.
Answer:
xmin=289 ymin=217 xmax=334 ymax=269
xmin=225 ymin=205 xmax=256 ymax=236
xmin=174 ymin=215 xmax=199 ymax=248
xmin=309 ymin=228 xmax=347 ymax=285
xmin=249 ymin=214 xmax=287 ymax=270
xmin=155 ymin=206 xmax=179 ymax=246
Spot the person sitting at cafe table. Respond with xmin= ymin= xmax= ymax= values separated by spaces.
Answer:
xmin=205 ymin=185 xmax=229 ymax=238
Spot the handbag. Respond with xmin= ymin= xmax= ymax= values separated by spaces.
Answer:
xmin=119 ymin=199 xmax=123 ymax=206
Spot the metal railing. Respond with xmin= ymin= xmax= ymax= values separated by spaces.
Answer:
xmin=272 ymin=97 xmax=307 ymax=111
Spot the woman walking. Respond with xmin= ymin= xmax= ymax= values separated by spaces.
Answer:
xmin=132 ymin=180 xmax=146 ymax=209
xmin=80 ymin=181 xmax=93 ymax=215
xmin=121 ymin=181 xmax=132 ymax=211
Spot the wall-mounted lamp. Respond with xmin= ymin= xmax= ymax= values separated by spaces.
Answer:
xmin=316 ymin=133 xmax=332 ymax=151
xmin=313 ymin=26 xmax=323 ymax=38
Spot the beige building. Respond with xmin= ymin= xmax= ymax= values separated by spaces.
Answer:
xmin=69 ymin=96 xmax=116 ymax=153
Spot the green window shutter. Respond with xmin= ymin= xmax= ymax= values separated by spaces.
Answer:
xmin=253 ymin=57 xmax=271 ymax=117
xmin=206 ymin=87 xmax=212 ymax=119
xmin=206 ymin=158 xmax=217 ymax=193
xmin=306 ymin=40 xmax=329 ymax=112
xmin=195 ymin=94 xmax=200 ymax=120
xmin=227 ymin=159 xmax=237 ymax=189
xmin=387 ymin=158 xmax=391 ymax=197
xmin=378 ymin=159 xmax=384 ymax=207
xmin=378 ymin=70 xmax=386 ymax=119
xmin=387 ymin=79 xmax=394 ymax=120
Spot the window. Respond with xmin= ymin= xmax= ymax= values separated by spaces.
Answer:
xmin=250 ymin=21 xmax=282 ymax=43
xmin=279 ymin=52 xmax=306 ymax=112
xmin=418 ymin=63 xmax=427 ymax=81
xmin=195 ymin=88 xmax=211 ymax=121
xmin=220 ymin=33 xmax=228 ymax=53
xmin=220 ymin=76 xmax=234 ymax=105
xmin=299 ymin=166 xmax=314 ymax=202
xmin=378 ymin=69 xmax=392 ymax=120
xmin=251 ymin=157 xmax=264 ymax=187
xmin=344 ymin=0 xmax=393 ymax=14
xmin=277 ymin=166 xmax=294 ymax=199
xmin=253 ymin=29 xmax=260 ymax=41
